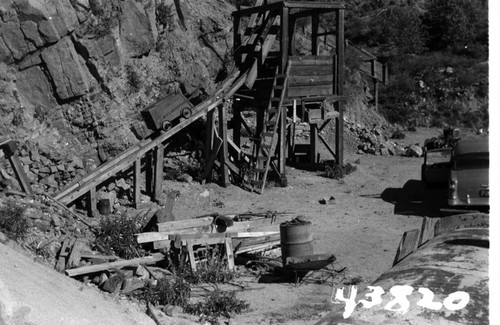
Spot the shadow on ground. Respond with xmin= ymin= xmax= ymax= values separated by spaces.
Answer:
xmin=362 ymin=180 xmax=448 ymax=217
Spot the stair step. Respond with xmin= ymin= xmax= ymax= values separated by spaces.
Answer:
xmin=266 ymin=121 xmax=277 ymax=127
xmin=276 ymin=74 xmax=287 ymax=78
xmin=273 ymin=85 xmax=284 ymax=90
xmin=260 ymin=143 xmax=271 ymax=150
xmin=254 ymin=167 xmax=267 ymax=173
xmin=250 ymin=180 xmax=264 ymax=187
xmin=262 ymin=132 xmax=274 ymax=138
xmin=270 ymin=97 xmax=281 ymax=102
xmin=267 ymin=108 xmax=279 ymax=114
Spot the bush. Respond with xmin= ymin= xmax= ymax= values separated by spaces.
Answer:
xmin=186 ymin=245 xmax=235 ymax=284
xmin=324 ymin=162 xmax=357 ymax=180
xmin=95 ymin=213 xmax=147 ymax=259
xmin=0 ymin=201 xmax=29 ymax=239
xmin=184 ymin=289 xmax=249 ymax=324
xmin=140 ymin=276 xmax=191 ymax=308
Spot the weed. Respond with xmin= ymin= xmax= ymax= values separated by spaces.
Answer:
xmin=324 ymin=162 xmax=357 ymax=180
xmin=185 ymin=289 xmax=250 ymax=324
xmin=140 ymin=276 xmax=191 ymax=308
xmin=88 ymin=0 xmax=123 ymax=36
xmin=156 ymin=2 xmax=175 ymax=30
xmin=186 ymin=245 xmax=235 ymax=284
xmin=95 ymin=213 xmax=147 ymax=259
xmin=0 ymin=201 xmax=29 ymax=239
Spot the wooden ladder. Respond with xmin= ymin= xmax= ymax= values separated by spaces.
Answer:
xmin=248 ymin=63 xmax=290 ymax=194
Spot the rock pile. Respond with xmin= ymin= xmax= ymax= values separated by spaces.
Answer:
xmin=345 ymin=122 xmax=424 ymax=157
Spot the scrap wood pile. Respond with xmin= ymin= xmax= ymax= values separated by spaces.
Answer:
xmin=136 ymin=211 xmax=291 ymax=271
xmin=56 ymin=211 xmax=291 ymax=295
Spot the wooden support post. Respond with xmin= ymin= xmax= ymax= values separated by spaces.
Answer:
xmin=153 ymin=143 xmax=164 ymax=203
xmin=224 ymin=238 xmax=235 ymax=270
xmin=133 ymin=159 xmax=141 ymax=207
xmin=279 ymin=7 xmax=289 ymax=186
xmin=232 ymin=106 xmax=241 ymax=148
xmin=311 ymin=13 xmax=319 ymax=55
xmin=218 ymin=103 xmax=230 ymax=187
xmin=89 ymin=187 xmax=97 ymax=217
xmin=186 ymin=240 xmax=197 ymax=271
xmin=374 ymin=79 xmax=379 ymax=111
xmin=335 ymin=9 xmax=344 ymax=166
xmin=145 ymin=152 xmax=154 ymax=197
xmin=309 ymin=123 xmax=318 ymax=163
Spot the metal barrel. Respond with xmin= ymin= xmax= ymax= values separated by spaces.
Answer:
xmin=280 ymin=221 xmax=314 ymax=267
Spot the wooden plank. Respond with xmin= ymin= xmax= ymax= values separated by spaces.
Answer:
xmin=234 ymin=241 xmax=280 ymax=255
xmin=7 ymin=153 xmax=33 ymax=196
xmin=218 ymin=103 xmax=230 ymax=187
xmin=65 ymin=253 xmax=165 ymax=277
xmin=418 ymin=217 xmax=438 ymax=246
xmin=289 ymin=56 xmax=334 ymax=65
xmin=310 ymin=123 xmax=318 ymax=163
xmin=153 ymin=144 xmax=164 ymax=203
xmin=133 ymin=159 xmax=141 ymax=207
xmin=289 ymin=65 xmax=334 ymax=76
xmin=157 ymin=217 xmax=214 ymax=232
xmin=284 ymin=1 xmax=345 ymax=9
xmin=232 ymin=233 xmax=281 ymax=250
xmin=393 ymin=229 xmax=420 ymax=266
xmin=288 ymin=84 xmax=333 ymax=97
xmin=203 ymin=135 xmax=222 ymax=180
xmin=225 ymin=238 xmax=235 ymax=270
xmin=226 ymin=217 xmax=284 ymax=232
xmin=335 ymin=8 xmax=345 ymax=166
xmin=136 ymin=231 xmax=280 ymax=244
xmin=288 ymin=74 xmax=333 ymax=86
xmin=186 ymin=240 xmax=197 ymax=271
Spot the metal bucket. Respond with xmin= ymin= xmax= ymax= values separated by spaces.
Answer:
xmin=280 ymin=221 xmax=314 ymax=267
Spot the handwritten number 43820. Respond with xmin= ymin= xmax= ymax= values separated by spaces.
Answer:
xmin=331 ymin=285 xmax=470 ymax=319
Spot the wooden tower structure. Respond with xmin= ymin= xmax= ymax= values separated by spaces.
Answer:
xmin=207 ymin=0 xmax=346 ymax=193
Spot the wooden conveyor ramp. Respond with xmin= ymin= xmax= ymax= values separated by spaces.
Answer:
xmin=54 ymin=2 xmax=276 ymax=213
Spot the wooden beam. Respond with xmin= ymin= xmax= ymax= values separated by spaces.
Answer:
xmin=284 ymin=1 xmax=345 ymax=9
xmin=157 ymin=217 xmax=214 ymax=232
xmin=136 ymin=231 xmax=280 ymax=244
xmin=309 ymin=124 xmax=318 ymax=163
xmin=224 ymin=238 xmax=235 ymax=270
xmin=232 ymin=2 xmax=281 ymax=17
xmin=65 ymin=253 xmax=165 ymax=277
xmin=133 ymin=159 xmax=141 ymax=207
xmin=202 ymin=134 xmax=222 ymax=180
xmin=232 ymin=106 xmax=241 ymax=148
xmin=6 ymin=152 xmax=33 ymax=196
xmin=153 ymin=143 xmax=164 ymax=203
xmin=289 ymin=65 xmax=334 ymax=76
xmin=335 ymin=9 xmax=345 ymax=166
xmin=289 ymin=55 xmax=333 ymax=65
xmin=218 ymin=103 xmax=230 ymax=187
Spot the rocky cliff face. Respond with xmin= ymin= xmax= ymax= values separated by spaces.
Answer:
xmin=0 ymin=0 xmax=232 ymax=159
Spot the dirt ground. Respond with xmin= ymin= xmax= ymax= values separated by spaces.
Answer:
xmin=164 ymin=127 xmax=450 ymax=324
xmin=0 ymin=127 xmax=459 ymax=325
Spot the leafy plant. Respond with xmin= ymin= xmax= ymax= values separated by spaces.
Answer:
xmin=0 ymin=201 xmax=29 ymax=239
xmin=88 ymin=0 xmax=123 ymax=36
xmin=95 ymin=213 xmax=147 ymax=259
xmin=186 ymin=245 xmax=235 ymax=284
xmin=184 ymin=289 xmax=249 ymax=324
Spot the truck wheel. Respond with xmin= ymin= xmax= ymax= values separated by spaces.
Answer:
xmin=162 ymin=120 xmax=172 ymax=131
xmin=181 ymin=107 xmax=192 ymax=119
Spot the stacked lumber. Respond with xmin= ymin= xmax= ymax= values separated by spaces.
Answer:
xmin=57 ymin=238 xmax=165 ymax=294
xmin=136 ymin=212 xmax=290 ymax=271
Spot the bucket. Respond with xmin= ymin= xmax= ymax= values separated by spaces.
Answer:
xmin=280 ymin=221 xmax=314 ymax=267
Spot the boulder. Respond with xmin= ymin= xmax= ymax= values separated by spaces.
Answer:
xmin=407 ymin=144 xmax=423 ymax=157
xmin=41 ymin=37 xmax=90 ymax=99
xmin=16 ymin=65 xmax=57 ymax=108
xmin=119 ymin=0 xmax=155 ymax=58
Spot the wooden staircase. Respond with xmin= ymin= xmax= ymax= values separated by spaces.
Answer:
xmin=246 ymin=63 xmax=290 ymax=193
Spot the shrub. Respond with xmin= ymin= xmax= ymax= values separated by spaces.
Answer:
xmin=140 ymin=275 xmax=191 ymax=308
xmin=324 ymin=162 xmax=357 ymax=180
xmin=184 ymin=289 xmax=249 ymax=324
xmin=95 ymin=213 xmax=147 ymax=259
xmin=186 ymin=245 xmax=235 ymax=284
xmin=0 ymin=201 xmax=29 ymax=239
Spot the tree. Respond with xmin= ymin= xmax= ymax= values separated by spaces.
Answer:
xmin=424 ymin=0 xmax=488 ymax=52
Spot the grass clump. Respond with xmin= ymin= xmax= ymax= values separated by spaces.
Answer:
xmin=324 ymin=162 xmax=357 ymax=180
xmin=95 ymin=213 xmax=146 ymax=259
xmin=0 ymin=201 xmax=29 ymax=239
xmin=141 ymin=276 xmax=191 ymax=308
